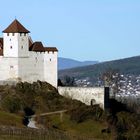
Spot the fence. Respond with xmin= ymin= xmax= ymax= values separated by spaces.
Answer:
xmin=0 ymin=126 xmax=97 ymax=140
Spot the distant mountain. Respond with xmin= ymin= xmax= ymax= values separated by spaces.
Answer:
xmin=58 ymin=57 xmax=98 ymax=70
xmin=59 ymin=56 xmax=140 ymax=82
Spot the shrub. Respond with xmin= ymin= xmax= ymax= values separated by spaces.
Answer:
xmin=1 ymin=96 xmax=21 ymax=113
xmin=70 ymin=105 xmax=103 ymax=123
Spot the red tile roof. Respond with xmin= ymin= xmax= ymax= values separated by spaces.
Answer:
xmin=0 ymin=48 xmax=3 ymax=56
xmin=44 ymin=47 xmax=58 ymax=52
xmin=29 ymin=42 xmax=45 ymax=52
xmin=28 ymin=37 xmax=33 ymax=48
xmin=3 ymin=19 xmax=30 ymax=33
xmin=0 ymin=38 xmax=3 ymax=48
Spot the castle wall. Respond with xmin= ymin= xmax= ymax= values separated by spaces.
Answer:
xmin=0 ymin=50 xmax=58 ymax=88
xmin=44 ymin=51 xmax=58 ymax=88
xmin=0 ymin=56 xmax=19 ymax=81
xmin=58 ymin=87 xmax=110 ymax=109
xmin=18 ymin=52 xmax=44 ymax=82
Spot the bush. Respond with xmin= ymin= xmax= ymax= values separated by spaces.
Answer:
xmin=70 ymin=105 xmax=103 ymax=123
xmin=1 ymin=96 xmax=21 ymax=113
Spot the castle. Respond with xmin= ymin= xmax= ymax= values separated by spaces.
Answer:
xmin=0 ymin=19 xmax=58 ymax=87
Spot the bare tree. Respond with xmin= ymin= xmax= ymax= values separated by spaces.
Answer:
xmin=101 ymin=68 xmax=122 ymax=97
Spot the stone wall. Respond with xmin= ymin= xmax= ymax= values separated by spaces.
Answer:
xmin=0 ymin=51 xmax=58 ymax=88
xmin=58 ymin=86 xmax=109 ymax=109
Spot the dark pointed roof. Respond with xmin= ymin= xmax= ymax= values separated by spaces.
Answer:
xmin=29 ymin=42 xmax=45 ymax=52
xmin=28 ymin=36 xmax=33 ymax=48
xmin=3 ymin=19 xmax=30 ymax=33
xmin=0 ymin=38 xmax=3 ymax=47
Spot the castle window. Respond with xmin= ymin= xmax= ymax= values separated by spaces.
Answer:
xmin=24 ymin=33 xmax=26 ymax=36
xmin=10 ymin=39 xmax=11 ymax=41
xmin=52 ymin=51 xmax=54 ymax=54
xmin=50 ymin=58 xmax=51 ymax=61
xmin=10 ymin=46 xmax=12 ymax=49
xmin=12 ymin=33 xmax=14 ymax=36
xmin=20 ymin=33 xmax=22 ymax=36
xmin=10 ymin=66 xmax=14 ymax=69
xmin=7 ymin=33 xmax=9 ymax=36
xmin=35 ymin=57 xmax=38 ymax=62
xmin=21 ymin=46 xmax=23 ymax=49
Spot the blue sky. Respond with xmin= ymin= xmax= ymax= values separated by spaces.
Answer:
xmin=0 ymin=0 xmax=140 ymax=62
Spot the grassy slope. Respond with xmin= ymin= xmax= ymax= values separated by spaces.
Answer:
xmin=0 ymin=82 xmax=113 ymax=139
xmin=0 ymin=111 xmax=24 ymax=127
xmin=46 ymin=114 xmax=113 ymax=140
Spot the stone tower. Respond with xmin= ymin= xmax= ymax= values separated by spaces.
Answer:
xmin=3 ymin=19 xmax=30 ymax=57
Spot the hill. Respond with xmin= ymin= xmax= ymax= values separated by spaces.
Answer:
xmin=58 ymin=57 xmax=98 ymax=70
xmin=59 ymin=55 xmax=140 ymax=82
xmin=0 ymin=82 xmax=140 ymax=140
xmin=0 ymin=81 xmax=111 ymax=139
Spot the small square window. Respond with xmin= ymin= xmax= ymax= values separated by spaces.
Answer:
xmin=7 ymin=33 xmax=9 ymax=36
xmin=20 ymin=33 xmax=22 ymax=36
xmin=10 ymin=66 xmax=14 ymax=69
xmin=21 ymin=46 xmax=23 ymax=49
xmin=12 ymin=33 xmax=14 ymax=36
xmin=10 ymin=46 xmax=12 ymax=49
xmin=24 ymin=33 xmax=26 ymax=36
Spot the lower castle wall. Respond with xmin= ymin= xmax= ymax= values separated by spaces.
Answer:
xmin=0 ymin=51 xmax=58 ymax=88
xmin=0 ymin=56 xmax=18 ymax=81
xmin=58 ymin=87 xmax=109 ymax=109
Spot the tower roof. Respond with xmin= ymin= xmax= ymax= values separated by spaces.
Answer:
xmin=3 ymin=19 xmax=30 ymax=33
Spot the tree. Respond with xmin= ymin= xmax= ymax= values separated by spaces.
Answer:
xmin=58 ymin=79 xmax=63 ymax=86
xmin=101 ymin=68 xmax=122 ymax=97
xmin=62 ymin=75 xmax=76 ymax=86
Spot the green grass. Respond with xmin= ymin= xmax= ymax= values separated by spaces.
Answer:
xmin=46 ymin=114 xmax=113 ymax=140
xmin=0 ymin=111 xmax=24 ymax=127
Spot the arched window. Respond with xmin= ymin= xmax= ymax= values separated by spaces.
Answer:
xmin=91 ymin=99 xmax=96 ymax=106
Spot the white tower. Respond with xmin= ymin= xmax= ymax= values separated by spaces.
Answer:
xmin=44 ymin=47 xmax=58 ymax=88
xmin=3 ymin=19 xmax=30 ymax=57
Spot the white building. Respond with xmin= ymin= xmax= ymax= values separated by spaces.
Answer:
xmin=0 ymin=19 xmax=58 ymax=87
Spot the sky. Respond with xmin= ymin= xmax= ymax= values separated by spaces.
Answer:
xmin=0 ymin=0 xmax=140 ymax=62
